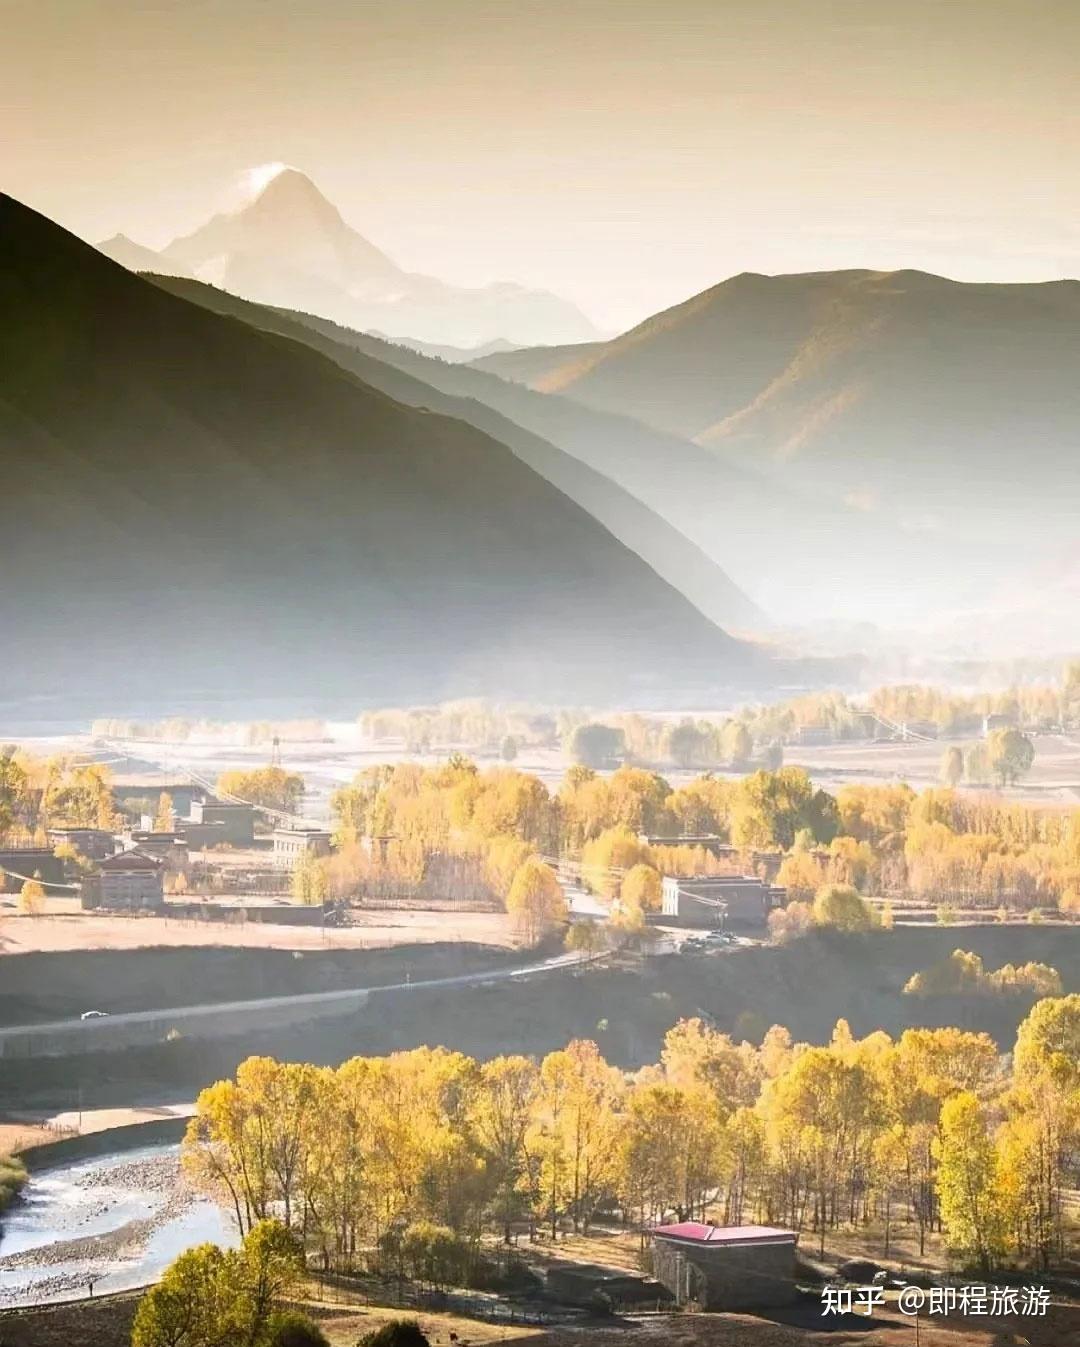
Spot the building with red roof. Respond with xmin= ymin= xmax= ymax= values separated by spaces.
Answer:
xmin=651 ymin=1221 xmax=798 ymax=1309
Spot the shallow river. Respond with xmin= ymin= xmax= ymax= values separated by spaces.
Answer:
xmin=0 ymin=1143 xmax=237 ymax=1308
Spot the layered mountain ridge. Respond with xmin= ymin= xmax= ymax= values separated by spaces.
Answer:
xmin=98 ymin=167 xmax=600 ymax=348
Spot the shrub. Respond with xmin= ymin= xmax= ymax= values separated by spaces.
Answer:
xmin=357 ymin=1321 xmax=430 ymax=1347
xmin=266 ymin=1311 xmax=330 ymax=1347
xmin=0 ymin=1154 xmax=27 ymax=1213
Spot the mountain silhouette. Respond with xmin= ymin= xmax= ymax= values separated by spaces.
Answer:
xmin=102 ymin=167 xmax=603 ymax=348
xmin=151 ymin=274 xmax=766 ymax=632
xmin=0 ymin=192 xmax=761 ymax=708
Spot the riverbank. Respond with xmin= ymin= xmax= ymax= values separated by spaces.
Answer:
xmin=0 ymin=1140 xmax=234 ymax=1309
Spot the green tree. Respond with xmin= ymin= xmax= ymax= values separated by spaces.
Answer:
xmin=719 ymin=721 xmax=753 ymax=768
xmin=499 ymin=734 xmax=519 ymax=762
xmin=357 ymin=1323 xmax=430 ymax=1347
xmin=568 ymin=723 xmax=625 ymax=769
xmin=265 ymin=1311 xmax=330 ymax=1347
xmin=131 ymin=1243 xmax=239 ymax=1347
xmin=0 ymin=747 xmax=29 ymax=842
xmin=986 ymin=729 xmax=1035 ymax=786
xmin=964 ymin=741 xmax=992 ymax=785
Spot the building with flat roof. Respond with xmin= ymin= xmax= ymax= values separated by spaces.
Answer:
xmin=47 ymin=827 xmax=116 ymax=861
xmin=660 ymin=875 xmax=785 ymax=929
xmin=0 ymin=847 xmax=65 ymax=892
xmin=183 ymin=798 xmax=256 ymax=848
xmin=651 ymin=1223 xmax=798 ymax=1310
xmin=272 ymin=825 xmax=333 ymax=868
xmin=82 ymin=851 xmax=165 ymax=911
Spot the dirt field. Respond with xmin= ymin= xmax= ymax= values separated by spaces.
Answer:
xmin=781 ymin=731 xmax=1080 ymax=806
xmin=0 ymin=909 xmax=517 ymax=957
xmin=1 ymin=1291 xmax=1076 ymax=1347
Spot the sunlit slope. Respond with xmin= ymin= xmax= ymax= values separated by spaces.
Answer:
xmin=475 ymin=268 xmax=1080 ymax=537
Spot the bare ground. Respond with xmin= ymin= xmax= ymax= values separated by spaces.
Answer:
xmin=0 ymin=909 xmax=517 ymax=957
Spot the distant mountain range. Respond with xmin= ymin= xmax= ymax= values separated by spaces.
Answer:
xmin=149 ymin=274 xmax=766 ymax=633
xmin=1 ymin=192 xmax=766 ymax=707
xmin=474 ymin=268 xmax=1080 ymax=544
xmin=97 ymin=167 xmax=600 ymax=348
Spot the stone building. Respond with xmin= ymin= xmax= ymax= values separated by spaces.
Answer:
xmin=651 ymin=1223 xmax=798 ymax=1310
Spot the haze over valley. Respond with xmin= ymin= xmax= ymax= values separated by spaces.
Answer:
xmin=3 ymin=7 xmax=1080 ymax=1345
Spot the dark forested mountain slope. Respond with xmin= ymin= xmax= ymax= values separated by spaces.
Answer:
xmin=0 ymin=194 xmax=761 ymax=706
xmin=151 ymin=275 xmax=766 ymax=633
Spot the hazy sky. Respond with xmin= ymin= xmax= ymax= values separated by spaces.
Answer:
xmin=4 ymin=0 xmax=1078 ymax=330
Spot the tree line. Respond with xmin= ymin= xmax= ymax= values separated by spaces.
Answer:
xmin=183 ymin=996 xmax=1080 ymax=1278
xmin=321 ymin=758 xmax=1080 ymax=930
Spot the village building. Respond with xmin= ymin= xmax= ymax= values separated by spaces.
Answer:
xmin=81 ymin=851 xmax=165 ymax=911
xmin=660 ymin=874 xmax=785 ymax=929
xmin=638 ymin=833 xmax=735 ymax=858
xmin=181 ymin=798 xmax=256 ymax=848
xmin=651 ymin=1223 xmax=798 ymax=1310
xmin=272 ymin=825 xmax=333 ymax=868
xmin=0 ymin=846 xmax=65 ymax=892
xmin=46 ymin=827 xmax=116 ymax=861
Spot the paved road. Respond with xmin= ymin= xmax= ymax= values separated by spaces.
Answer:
xmin=0 ymin=949 xmax=600 ymax=1057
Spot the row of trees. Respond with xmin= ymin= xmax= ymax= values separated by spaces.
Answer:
xmin=325 ymin=758 xmax=1080 ymax=919
xmin=92 ymin=718 xmax=327 ymax=746
xmin=903 ymin=948 xmax=1062 ymax=999
xmin=183 ymin=997 xmax=1080 ymax=1276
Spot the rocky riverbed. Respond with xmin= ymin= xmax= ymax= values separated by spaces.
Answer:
xmin=0 ymin=1144 xmax=235 ymax=1307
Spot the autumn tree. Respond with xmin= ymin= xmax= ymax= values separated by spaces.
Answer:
xmin=505 ymin=858 xmax=566 ymax=943
xmin=620 ymin=864 xmax=661 ymax=914
xmin=940 ymin=746 xmax=964 ymax=788
xmin=154 ymin=791 xmax=176 ymax=832
xmin=218 ymin=767 xmax=304 ymax=813
xmin=18 ymin=875 xmax=46 ymax=916
xmin=936 ymin=1092 xmax=1005 ymax=1273
xmin=473 ymin=1055 xmax=538 ymax=1242
xmin=811 ymin=884 xmax=877 ymax=932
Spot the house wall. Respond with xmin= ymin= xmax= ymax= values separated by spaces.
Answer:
xmin=652 ymin=1237 xmax=797 ymax=1310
